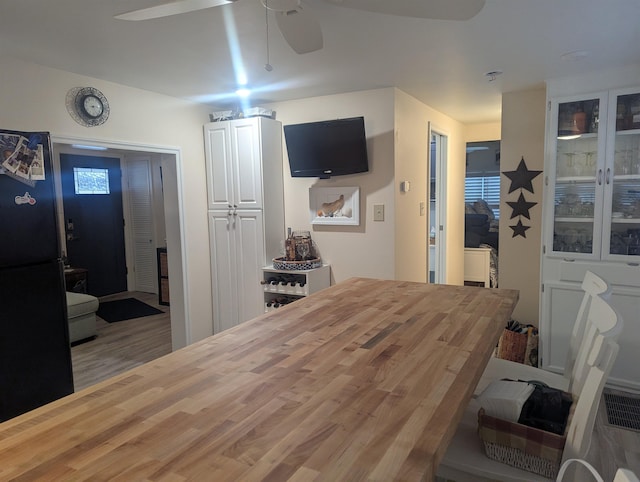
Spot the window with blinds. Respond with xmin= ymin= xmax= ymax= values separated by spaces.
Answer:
xmin=465 ymin=176 xmax=501 ymax=219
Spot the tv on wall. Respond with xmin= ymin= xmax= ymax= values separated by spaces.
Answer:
xmin=283 ymin=116 xmax=369 ymax=178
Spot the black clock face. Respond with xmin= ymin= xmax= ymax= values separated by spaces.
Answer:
xmin=66 ymin=87 xmax=110 ymax=127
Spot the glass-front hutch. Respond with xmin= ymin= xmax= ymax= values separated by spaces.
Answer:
xmin=541 ymin=86 xmax=640 ymax=390
xmin=548 ymin=89 xmax=640 ymax=261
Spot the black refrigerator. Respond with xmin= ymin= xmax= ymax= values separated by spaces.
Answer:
xmin=0 ymin=129 xmax=74 ymax=422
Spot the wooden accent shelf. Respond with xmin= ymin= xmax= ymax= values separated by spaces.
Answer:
xmin=0 ymin=278 xmax=518 ymax=481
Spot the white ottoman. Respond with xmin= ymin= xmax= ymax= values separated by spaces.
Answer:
xmin=66 ymin=292 xmax=99 ymax=344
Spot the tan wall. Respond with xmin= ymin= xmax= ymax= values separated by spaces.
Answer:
xmin=465 ymin=122 xmax=501 ymax=143
xmin=0 ymin=56 xmax=213 ymax=348
xmin=267 ymin=87 xmax=467 ymax=285
xmin=499 ymin=88 xmax=546 ymax=324
xmin=394 ymin=90 xmax=466 ymax=284
xmin=264 ymin=89 xmax=396 ymax=282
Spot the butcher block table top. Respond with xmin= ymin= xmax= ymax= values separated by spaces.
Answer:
xmin=0 ymin=278 xmax=518 ymax=481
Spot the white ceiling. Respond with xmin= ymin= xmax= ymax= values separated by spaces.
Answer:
xmin=1 ymin=0 xmax=639 ymax=124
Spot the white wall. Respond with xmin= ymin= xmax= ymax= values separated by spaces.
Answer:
xmin=0 ymin=56 xmax=213 ymax=348
xmin=546 ymin=64 xmax=640 ymax=99
xmin=263 ymin=89 xmax=396 ymax=282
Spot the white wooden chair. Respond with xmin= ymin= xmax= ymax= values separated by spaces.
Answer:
xmin=555 ymin=459 xmax=640 ymax=482
xmin=615 ymin=469 xmax=640 ymax=482
xmin=437 ymin=299 xmax=621 ymax=482
xmin=475 ymin=271 xmax=617 ymax=397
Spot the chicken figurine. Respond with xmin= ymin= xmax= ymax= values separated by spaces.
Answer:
xmin=317 ymin=194 xmax=345 ymax=217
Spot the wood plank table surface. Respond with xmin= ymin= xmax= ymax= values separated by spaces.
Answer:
xmin=0 ymin=278 xmax=518 ymax=481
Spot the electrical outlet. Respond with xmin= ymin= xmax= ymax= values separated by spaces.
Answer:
xmin=373 ymin=204 xmax=384 ymax=221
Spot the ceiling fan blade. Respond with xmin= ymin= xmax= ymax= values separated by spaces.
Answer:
xmin=275 ymin=5 xmax=323 ymax=54
xmin=115 ymin=0 xmax=237 ymax=21
xmin=321 ymin=0 xmax=486 ymax=21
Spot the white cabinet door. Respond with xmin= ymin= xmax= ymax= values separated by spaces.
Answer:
xmin=540 ymin=282 xmax=585 ymax=374
xmin=209 ymin=210 xmax=265 ymax=333
xmin=231 ymin=119 xmax=263 ymax=210
xmin=545 ymin=92 xmax=608 ymax=260
xmin=602 ymin=87 xmax=640 ymax=261
xmin=607 ymin=287 xmax=640 ymax=389
xmin=541 ymin=261 xmax=640 ymax=390
xmin=205 ymin=123 xmax=234 ymax=211
xmin=209 ymin=210 xmax=238 ymax=334
xmin=234 ymin=210 xmax=265 ymax=324
xmin=205 ymin=118 xmax=264 ymax=211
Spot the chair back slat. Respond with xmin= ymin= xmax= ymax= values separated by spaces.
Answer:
xmin=570 ymin=293 xmax=623 ymax=396
xmin=564 ymin=270 xmax=610 ymax=379
xmin=563 ymin=334 xmax=619 ymax=462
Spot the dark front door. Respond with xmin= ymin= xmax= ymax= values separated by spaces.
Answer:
xmin=60 ymin=154 xmax=127 ymax=297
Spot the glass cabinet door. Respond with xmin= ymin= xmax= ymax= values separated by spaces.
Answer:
xmin=604 ymin=90 xmax=640 ymax=259
xmin=551 ymin=97 xmax=606 ymax=257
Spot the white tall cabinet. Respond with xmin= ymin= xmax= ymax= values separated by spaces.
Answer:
xmin=541 ymin=87 xmax=640 ymax=390
xmin=205 ymin=117 xmax=285 ymax=334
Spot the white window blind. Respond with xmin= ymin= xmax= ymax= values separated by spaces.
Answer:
xmin=465 ymin=176 xmax=500 ymax=219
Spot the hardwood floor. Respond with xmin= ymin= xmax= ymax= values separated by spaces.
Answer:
xmin=71 ymin=295 xmax=639 ymax=479
xmin=71 ymin=291 xmax=172 ymax=391
xmin=589 ymin=388 xmax=640 ymax=480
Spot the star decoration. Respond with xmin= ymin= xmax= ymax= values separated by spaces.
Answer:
xmin=510 ymin=219 xmax=531 ymax=238
xmin=503 ymin=157 xmax=542 ymax=194
xmin=507 ymin=192 xmax=537 ymax=219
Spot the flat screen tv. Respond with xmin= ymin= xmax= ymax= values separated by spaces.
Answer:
xmin=284 ymin=116 xmax=369 ymax=178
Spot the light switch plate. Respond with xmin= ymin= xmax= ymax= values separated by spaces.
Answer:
xmin=420 ymin=201 xmax=426 ymax=216
xmin=373 ymin=204 xmax=384 ymax=221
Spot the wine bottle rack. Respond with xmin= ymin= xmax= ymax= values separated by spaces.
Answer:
xmin=261 ymin=264 xmax=330 ymax=312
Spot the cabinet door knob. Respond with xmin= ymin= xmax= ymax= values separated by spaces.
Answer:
xmin=597 ymin=168 xmax=603 ymax=185
xmin=606 ymin=167 xmax=611 ymax=184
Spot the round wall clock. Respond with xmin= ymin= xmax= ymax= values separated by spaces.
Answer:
xmin=66 ymin=87 xmax=110 ymax=127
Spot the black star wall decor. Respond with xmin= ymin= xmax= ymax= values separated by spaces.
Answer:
xmin=506 ymin=192 xmax=537 ymax=220
xmin=510 ymin=219 xmax=531 ymax=238
xmin=503 ymin=157 xmax=542 ymax=194
xmin=502 ymin=157 xmax=542 ymax=238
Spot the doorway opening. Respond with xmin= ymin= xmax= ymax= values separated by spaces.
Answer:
xmin=52 ymin=137 xmax=187 ymax=352
xmin=464 ymin=140 xmax=500 ymax=288
xmin=429 ymin=127 xmax=447 ymax=284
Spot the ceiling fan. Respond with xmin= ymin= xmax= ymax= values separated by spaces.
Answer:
xmin=115 ymin=0 xmax=486 ymax=54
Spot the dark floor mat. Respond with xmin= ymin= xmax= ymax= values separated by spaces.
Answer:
xmin=96 ymin=297 xmax=163 ymax=323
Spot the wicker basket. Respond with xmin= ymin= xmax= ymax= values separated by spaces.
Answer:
xmin=496 ymin=329 xmax=529 ymax=364
xmin=272 ymin=257 xmax=322 ymax=270
xmin=477 ymin=408 xmax=568 ymax=479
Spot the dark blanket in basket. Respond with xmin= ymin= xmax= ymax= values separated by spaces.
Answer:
xmin=518 ymin=382 xmax=573 ymax=435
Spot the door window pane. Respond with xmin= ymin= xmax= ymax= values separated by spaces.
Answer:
xmin=73 ymin=167 xmax=110 ymax=195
